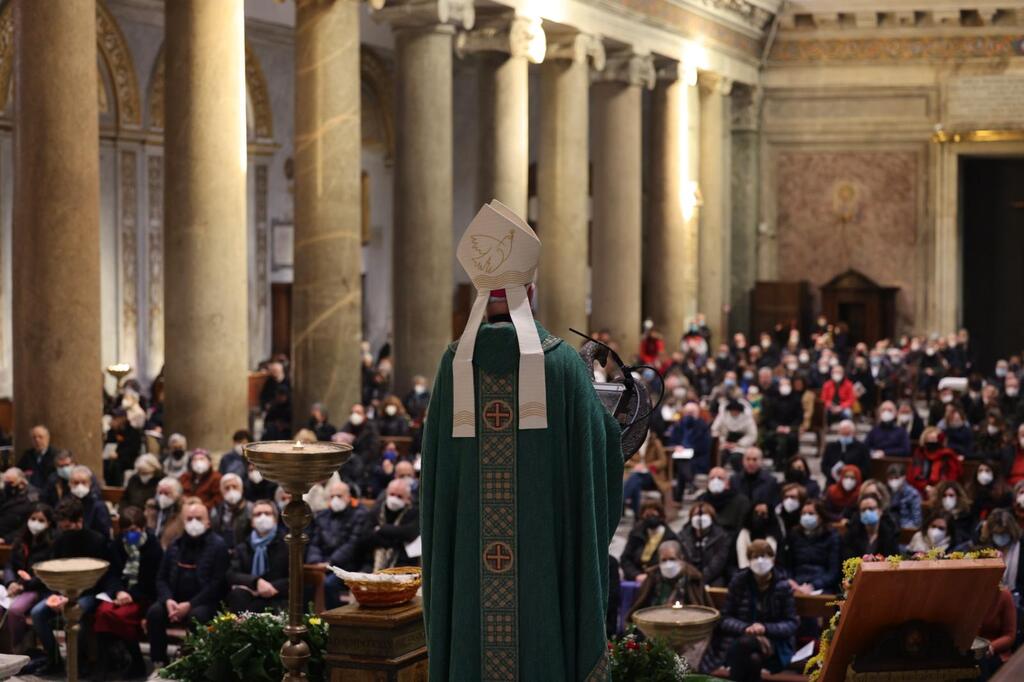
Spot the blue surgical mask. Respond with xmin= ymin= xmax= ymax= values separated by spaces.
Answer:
xmin=800 ymin=513 xmax=819 ymax=530
xmin=839 ymin=436 xmax=854 ymax=446
xmin=124 ymin=530 xmax=144 ymax=546
xmin=860 ymin=509 xmax=880 ymax=526
xmin=993 ymin=532 xmax=1012 ymax=547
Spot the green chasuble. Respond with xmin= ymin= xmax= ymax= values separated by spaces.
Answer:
xmin=421 ymin=321 xmax=624 ymax=681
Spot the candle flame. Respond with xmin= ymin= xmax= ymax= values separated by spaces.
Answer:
xmin=294 ymin=441 xmax=304 ymax=449
xmin=672 ymin=601 xmax=683 ymax=609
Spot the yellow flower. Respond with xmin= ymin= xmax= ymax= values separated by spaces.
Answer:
xmin=308 ymin=617 xmax=322 ymax=626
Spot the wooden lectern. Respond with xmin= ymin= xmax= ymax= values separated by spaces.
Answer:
xmin=819 ymin=558 xmax=1004 ymax=682
xmin=322 ymin=597 xmax=428 ymax=682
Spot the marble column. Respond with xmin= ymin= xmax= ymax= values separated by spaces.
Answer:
xmin=163 ymin=0 xmax=248 ymax=452
xmin=536 ymin=32 xmax=604 ymax=338
xmin=12 ymin=1 xmax=102 ymax=471
xmin=645 ymin=62 xmax=700 ymax=346
xmin=698 ymin=72 xmax=733 ymax=348
xmin=591 ymin=52 xmax=655 ymax=356
xmin=376 ymin=0 xmax=474 ymax=393
xmin=293 ymin=0 xmax=363 ymax=423
xmin=460 ymin=14 xmax=545 ymax=216
xmin=729 ymin=83 xmax=761 ymax=336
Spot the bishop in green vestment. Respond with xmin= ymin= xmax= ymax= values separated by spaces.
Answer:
xmin=420 ymin=201 xmax=624 ymax=681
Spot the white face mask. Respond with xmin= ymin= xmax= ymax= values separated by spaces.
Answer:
xmin=329 ymin=496 xmax=349 ymax=513
xmin=897 ymin=413 xmax=912 ymax=424
xmin=71 ymin=484 xmax=90 ymax=499
xmin=691 ymin=514 xmax=712 ymax=530
xmin=659 ymin=560 xmax=682 ymax=580
xmin=661 ymin=406 xmax=676 ymax=422
xmin=253 ymin=514 xmax=276 ymax=534
xmin=385 ymin=495 xmax=406 ymax=512
xmin=880 ymin=410 xmax=895 ymax=422
xmin=224 ymin=489 xmax=243 ymax=506
xmin=887 ymin=477 xmax=904 ymax=492
xmin=1017 ymin=494 xmax=1024 ymax=508
xmin=778 ymin=385 xmax=792 ymax=396
xmin=927 ymin=527 xmax=947 ymax=545
xmin=350 ymin=412 xmax=365 ymax=426
xmin=249 ymin=470 xmax=264 ymax=484
xmin=1007 ymin=387 xmax=1019 ymax=398
xmin=782 ymin=497 xmax=800 ymax=513
xmin=157 ymin=493 xmax=175 ymax=510
xmin=707 ymin=478 xmax=726 ymax=494
xmin=192 ymin=459 xmax=210 ymax=475
xmin=987 ymin=424 xmax=1001 ymax=436
xmin=414 ymin=384 xmax=427 ymax=395
xmin=978 ymin=470 xmax=994 ymax=486
xmin=942 ymin=495 xmax=957 ymax=511
xmin=749 ymin=556 xmax=774 ymax=577
xmin=184 ymin=519 xmax=206 ymax=538
xmin=842 ymin=477 xmax=857 ymax=492
xmin=384 ymin=405 xmax=398 ymax=417
xmin=138 ymin=472 xmax=154 ymax=484
xmin=27 ymin=519 xmax=48 ymax=536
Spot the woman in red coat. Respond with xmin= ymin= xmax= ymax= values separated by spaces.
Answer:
xmin=820 ymin=366 xmax=856 ymax=424
xmin=908 ymin=427 xmax=963 ymax=497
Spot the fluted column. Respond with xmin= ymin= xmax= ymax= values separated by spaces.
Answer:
xmin=293 ymin=0 xmax=363 ymax=424
xmin=591 ymin=51 xmax=654 ymax=356
xmin=459 ymin=13 xmax=545 ymax=215
xmin=376 ymin=0 xmax=474 ymax=393
xmin=698 ymin=72 xmax=733 ymax=347
xmin=164 ymin=0 xmax=248 ymax=452
xmin=536 ymin=32 xmax=604 ymax=338
xmin=645 ymin=62 xmax=701 ymax=346
xmin=12 ymin=1 xmax=102 ymax=470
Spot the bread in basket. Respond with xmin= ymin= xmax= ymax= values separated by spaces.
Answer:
xmin=329 ymin=566 xmax=422 ymax=608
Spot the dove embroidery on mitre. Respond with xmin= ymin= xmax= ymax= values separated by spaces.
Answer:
xmin=452 ymin=200 xmax=547 ymax=438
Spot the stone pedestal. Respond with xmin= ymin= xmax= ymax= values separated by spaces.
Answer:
xmin=12 ymin=0 xmax=102 ymax=471
xmin=163 ymin=0 xmax=248 ymax=452
xmin=536 ymin=32 xmax=603 ymax=339
xmin=293 ymin=0 xmax=363 ymax=422
xmin=324 ymin=598 xmax=427 ymax=682
xmin=591 ymin=52 xmax=654 ymax=355
xmin=698 ymin=72 xmax=732 ymax=347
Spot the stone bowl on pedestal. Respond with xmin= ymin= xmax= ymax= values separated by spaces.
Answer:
xmin=33 ymin=557 xmax=110 ymax=597
xmin=244 ymin=440 xmax=351 ymax=497
xmin=632 ymin=603 xmax=720 ymax=651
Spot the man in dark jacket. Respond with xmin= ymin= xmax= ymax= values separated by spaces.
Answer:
xmin=619 ymin=501 xmax=678 ymax=581
xmin=364 ymin=478 xmax=418 ymax=570
xmin=0 ymin=467 xmax=34 ymax=542
xmin=666 ymin=402 xmax=712 ymax=500
xmin=68 ymin=465 xmax=112 ymax=538
xmin=761 ymin=379 xmax=804 ymax=469
xmin=340 ymin=404 xmax=380 ymax=493
xmin=822 ymin=420 xmax=871 ymax=486
xmin=146 ymin=501 xmax=229 ymax=668
xmin=307 ymin=481 xmax=372 ymax=607
xmin=730 ymin=447 xmax=781 ymax=508
xmin=697 ymin=467 xmax=751 ymax=535
xmin=218 ymin=429 xmax=250 ymax=480
xmin=16 ymin=425 xmax=59 ymax=490
xmin=865 ymin=401 xmax=911 ymax=458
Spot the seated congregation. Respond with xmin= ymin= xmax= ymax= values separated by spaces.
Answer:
xmin=617 ymin=319 xmax=1023 ymax=681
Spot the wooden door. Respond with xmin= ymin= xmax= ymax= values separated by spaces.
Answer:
xmin=272 ymin=283 xmax=292 ymax=357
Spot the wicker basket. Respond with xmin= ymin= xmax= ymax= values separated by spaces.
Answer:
xmin=344 ymin=567 xmax=422 ymax=608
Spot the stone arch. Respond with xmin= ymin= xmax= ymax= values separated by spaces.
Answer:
xmin=0 ymin=0 xmax=142 ymax=129
xmin=147 ymin=42 xmax=274 ymax=142
xmin=361 ymin=46 xmax=395 ymax=164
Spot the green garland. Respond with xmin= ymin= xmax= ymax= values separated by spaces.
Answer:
xmin=803 ymin=549 xmax=1001 ymax=682
xmin=608 ymin=627 xmax=701 ymax=681
xmin=161 ymin=610 xmax=328 ymax=682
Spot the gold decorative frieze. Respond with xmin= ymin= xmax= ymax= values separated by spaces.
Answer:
xmin=770 ymin=34 xmax=1024 ymax=63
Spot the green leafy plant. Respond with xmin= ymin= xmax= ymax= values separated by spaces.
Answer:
xmin=608 ymin=627 xmax=694 ymax=681
xmin=161 ymin=610 xmax=328 ymax=682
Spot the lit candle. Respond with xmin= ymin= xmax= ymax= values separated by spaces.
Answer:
xmin=672 ymin=601 xmax=682 ymax=609
xmin=294 ymin=441 xmax=304 ymax=450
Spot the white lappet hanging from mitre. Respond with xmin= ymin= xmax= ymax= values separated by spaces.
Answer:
xmin=451 ymin=200 xmax=546 ymax=438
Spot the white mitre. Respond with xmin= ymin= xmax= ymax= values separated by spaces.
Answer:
xmin=451 ymin=200 xmax=546 ymax=438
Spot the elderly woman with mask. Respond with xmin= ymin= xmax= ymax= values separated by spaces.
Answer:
xmin=181 ymin=449 xmax=222 ymax=510
xmin=679 ymin=502 xmax=730 ymax=587
xmin=162 ymin=433 xmax=191 ymax=479
xmin=626 ymin=540 xmax=710 ymax=623
xmin=226 ymin=500 xmax=288 ymax=613
xmin=980 ymin=509 xmax=1024 ymax=595
xmin=209 ymin=473 xmax=253 ymax=549
xmin=121 ymin=453 xmax=162 ymax=513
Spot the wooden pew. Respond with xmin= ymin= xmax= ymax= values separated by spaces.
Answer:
xmin=706 ymin=585 xmax=838 ymax=620
xmin=102 ymin=486 xmax=125 ymax=506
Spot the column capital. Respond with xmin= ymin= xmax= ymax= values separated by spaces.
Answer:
xmin=730 ymin=82 xmax=762 ymax=131
xmin=654 ymin=60 xmax=698 ymax=86
xmin=373 ymin=0 xmax=474 ymax=31
xmin=593 ymin=51 xmax=655 ymax=89
xmin=455 ymin=13 xmax=546 ymax=63
xmin=697 ymin=71 xmax=733 ymax=96
xmin=545 ymin=30 xmax=605 ymax=71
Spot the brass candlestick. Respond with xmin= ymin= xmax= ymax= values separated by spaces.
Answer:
xmin=245 ymin=440 xmax=351 ymax=681
xmin=105 ymin=363 xmax=132 ymax=391
xmin=32 ymin=557 xmax=110 ymax=682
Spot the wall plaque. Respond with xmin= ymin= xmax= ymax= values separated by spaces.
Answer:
xmin=947 ymin=75 xmax=1024 ymax=128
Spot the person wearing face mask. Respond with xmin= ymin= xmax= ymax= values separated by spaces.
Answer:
xmin=218 ymin=429 xmax=252 ymax=480
xmin=31 ymin=498 xmax=117 ymax=673
xmin=1000 ymin=375 xmax=1024 ymax=427
xmin=679 ymin=502 xmax=729 ymax=587
xmin=820 ymin=365 xmax=855 ymax=424
xmin=308 ymin=481 xmax=373 ymax=607
xmin=244 ymin=461 xmax=278 ymax=502
xmin=786 ymin=500 xmax=841 ymax=594
xmin=209 ymin=473 xmax=253 ymax=549
xmin=730 ymin=447 xmax=781 ymax=508
xmin=403 ymin=375 xmax=431 ymax=428
xmin=895 ymin=400 xmax=925 ymax=443
xmin=884 ymin=463 xmax=922 ymax=531
xmin=1011 ymin=480 xmax=1024 ymax=531
xmin=698 ymin=467 xmax=751 ymax=535
xmin=928 ymin=387 xmax=957 ymax=427
xmin=377 ymin=397 xmax=412 ymax=438
xmin=103 ymin=409 xmax=143 ymax=487
xmin=736 ymin=503 xmax=786 ymax=570
xmin=711 ymin=400 xmax=758 ymax=472
xmin=979 ymin=509 xmax=1023 ymax=596
xmin=0 ymin=503 xmax=55 ymax=655
xmin=865 ymin=401 xmax=911 ymax=459
xmin=365 ymin=478 xmax=418 ymax=571
xmin=842 ymin=493 xmax=899 ymax=561
xmin=147 ymin=500 xmax=229 ymax=668
xmin=305 ymin=403 xmax=337 ymax=442
xmin=161 ymin=432 xmax=191 ymax=479
xmin=776 ymin=483 xmax=807 ymax=533
xmin=40 ymin=449 xmax=75 ymax=508
xmin=783 ymin=456 xmax=820 ymax=500
xmin=259 ymin=360 xmax=291 ymax=413
xmin=823 ymin=464 xmax=863 ymax=519
xmin=700 ymin=540 xmax=799 ymax=679
xmin=181 ymin=450 xmax=222 ymax=510
xmin=968 ymin=461 xmax=1012 ymax=523
xmin=908 ymin=427 xmax=962 ymax=495
xmin=150 ymin=476 xmax=185 ymax=549
xmin=121 ymin=453 xmax=163 ymax=513
xmin=929 ymin=480 xmax=974 ymax=547
xmin=625 ymin=541 xmax=710 ymax=623
xmin=822 ymin=420 xmax=870 ymax=487
xmin=620 ymin=501 xmax=679 ymax=582
xmin=226 ymin=501 xmax=289 ymax=613
xmin=1005 ymin=423 xmax=1024 ymax=486
xmin=64 ymin=465 xmax=112 ymax=538
xmin=0 ymin=467 xmax=34 ymax=543
xmin=762 ymin=378 xmax=804 ymax=468
xmin=93 ymin=506 xmax=163 ymax=679
xmin=907 ymin=511 xmax=954 ymax=554
xmin=340 ymin=403 xmax=380 ymax=492
xmin=666 ymin=401 xmax=711 ymax=500
xmin=974 ymin=410 xmax=1009 ymax=462
xmin=940 ymin=406 xmax=974 ymax=458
